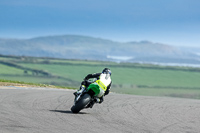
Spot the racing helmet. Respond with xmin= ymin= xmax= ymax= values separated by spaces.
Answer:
xmin=102 ymin=68 xmax=112 ymax=76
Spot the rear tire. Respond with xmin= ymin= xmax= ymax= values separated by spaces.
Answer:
xmin=71 ymin=94 xmax=91 ymax=113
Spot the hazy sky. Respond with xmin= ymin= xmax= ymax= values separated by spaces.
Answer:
xmin=0 ymin=0 xmax=200 ymax=47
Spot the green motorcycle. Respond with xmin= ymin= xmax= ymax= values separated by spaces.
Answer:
xmin=71 ymin=80 xmax=104 ymax=113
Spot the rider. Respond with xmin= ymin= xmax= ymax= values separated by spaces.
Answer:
xmin=74 ymin=68 xmax=112 ymax=104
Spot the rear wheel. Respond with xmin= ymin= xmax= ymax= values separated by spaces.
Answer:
xmin=71 ymin=94 xmax=91 ymax=113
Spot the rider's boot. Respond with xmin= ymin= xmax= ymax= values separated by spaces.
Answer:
xmin=73 ymin=85 xmax=85 ymax=96
xmin=95 ymin=97 xmax=100 ymax=103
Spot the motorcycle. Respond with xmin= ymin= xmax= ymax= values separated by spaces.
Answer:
xmin=71 ymin=80 xmax=103 ymax=113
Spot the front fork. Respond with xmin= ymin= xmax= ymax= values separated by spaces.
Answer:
xmin=73 ymin=88 xmax=86 ymax=105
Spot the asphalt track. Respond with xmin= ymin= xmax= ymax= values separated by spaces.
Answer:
xmin=0 ymin=86 xmax=200 ymax=133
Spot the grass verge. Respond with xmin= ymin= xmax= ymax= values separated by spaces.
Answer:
xmin=0 ymin=79 xmax=73 ymax=89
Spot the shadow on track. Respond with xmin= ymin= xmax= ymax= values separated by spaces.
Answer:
xmin=50 ymin=110 xmax=88 ymax=114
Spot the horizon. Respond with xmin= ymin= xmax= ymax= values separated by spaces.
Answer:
xmin=0 ymin=0 xmax=200 ymax=47
xmin=0 ymin=34 xmax=200 ymax=48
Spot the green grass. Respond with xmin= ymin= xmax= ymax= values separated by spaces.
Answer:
xmin=0 ymin=64 xmax=24 ymax=74
xmin=0 ymin=79 xmax=56 ymax=88
xmin=112 ymin=67 xmax=200 ymax=87
xmin=1 ymin=55 xmax=200 ymax=99
xmin=19 ymin=63 xmax=200 ymax=88
xmin=0 ymin=75 xmax=66 ymax=84
xmin=19 ymin=63 xmax=105 ymax=81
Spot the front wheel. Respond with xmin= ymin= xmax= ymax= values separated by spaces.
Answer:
xmin=71 ymin=93 xmax=91 ymax=113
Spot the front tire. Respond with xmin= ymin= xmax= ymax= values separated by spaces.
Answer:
xmin=71 ymin=94 xmax=91 ymax=113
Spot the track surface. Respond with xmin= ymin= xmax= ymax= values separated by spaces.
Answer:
xmin=0 ymin=86 xmax=200 ymax=133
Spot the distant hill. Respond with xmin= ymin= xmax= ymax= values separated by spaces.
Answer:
xmin=0 ymin=35 xmax=200 ymax=64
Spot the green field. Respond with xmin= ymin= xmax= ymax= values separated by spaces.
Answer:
xmin=1 ymin=55 xmax=200 ymax=99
